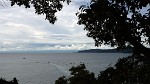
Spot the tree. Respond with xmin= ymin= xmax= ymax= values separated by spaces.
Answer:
xmin=8 ymin=0 xmax=150 ymax=57
xmin=0 ymin=77 xmax=18 ymax=84
xmin=55 ymin=64 xmax=97 ymax=84
xmin=55 ymin=59 xmax=150 ymax=84
xmin=9 ymin=0 xmax=71 ymax=24
xmin=77 ymin=0 xmax=150 ymax=57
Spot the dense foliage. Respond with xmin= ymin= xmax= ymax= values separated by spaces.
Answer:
xmin=77 ymin=0 xmax=150 ymax=57
xmin=9 ymin=0 xmax=71 ymax=24
xmin=0 ymin=78 xmax=18 ymax=84
xmin=55 ymin=54 xmax=150 ymax=84
xmin=8 ymin=0 xmax=150 ymax=57
xmin=55 ymin=64 xmax=96 ymax=84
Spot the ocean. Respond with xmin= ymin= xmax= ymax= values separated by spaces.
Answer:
xmin=0 ymin=53 xmax=129 ymax=84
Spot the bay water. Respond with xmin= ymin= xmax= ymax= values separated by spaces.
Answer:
xmin=0 ymin=53 xmax=129 ymax=84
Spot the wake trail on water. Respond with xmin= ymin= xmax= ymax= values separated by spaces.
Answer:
xmin=50 ymin=63 xmax=70 ymax=76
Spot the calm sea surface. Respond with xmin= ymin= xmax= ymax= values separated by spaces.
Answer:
xmin=0 ymin=53 xmax=129 ymax=84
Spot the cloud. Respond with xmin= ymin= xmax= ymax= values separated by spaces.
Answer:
xmin=71 ymin=0 xmax=91 ymax=7
xmin=0 ymin=43 xmax=98 ymax=51
xmin=0 ymin=0 xmax=110 ymax=51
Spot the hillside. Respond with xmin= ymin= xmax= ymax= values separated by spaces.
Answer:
xmin=78 ymin=48 xmax=133 ymax=53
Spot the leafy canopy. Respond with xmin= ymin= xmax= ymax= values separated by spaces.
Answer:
xmin=9 ymin=0 xmax=150 ymax=55
xmin=9 ymin=0 xmax=71 ymax=24
xmin=77 ymin=0 xmax=150 ymax=49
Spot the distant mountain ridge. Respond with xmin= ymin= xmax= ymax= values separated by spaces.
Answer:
xmin=78 ymin=48 xmax=133 ymax=53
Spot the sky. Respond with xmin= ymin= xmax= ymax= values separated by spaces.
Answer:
xmin=0 ymin=0 xmax=113 ymax=51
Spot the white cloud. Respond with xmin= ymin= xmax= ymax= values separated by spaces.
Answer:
xmin=0 ymin=0 xmax=110 ymax=51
